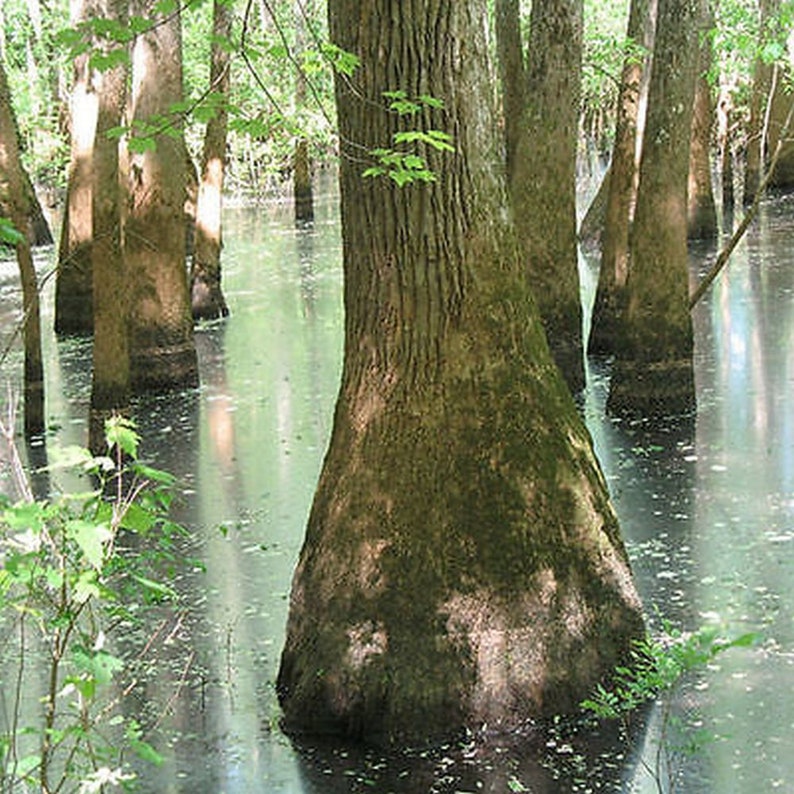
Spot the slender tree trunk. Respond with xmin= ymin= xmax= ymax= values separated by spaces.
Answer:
xmin=687 ymin=2 xmax=717 ymax=240
xmin=0 ymin=60 xmax=44 ymax=436
xmin=55 ymin=0 xmax=98 ymax=335
xmin=717 ymin=83 xmax=735 ymax=213
xmin=744 ymin=0 xmax=777 ymax=205
xmin=191 ymin=0 xmax=231 ymax=320
xmin=607 ymin=0 xmax=700 ymax=418
xmin=89 ymin=0 xmax=129 ymax=453
xmin=588 ymin=0 xmax=655 ymax=355
xmin=278 ymin=0 xmax=643 ymax=745
xmin=127 ymin=0 xmax=198 ymax=390
xmin=510 ymin=0 xmax=585 ymax=392
xmin=293 ymin=0 xmax=314 ymax=225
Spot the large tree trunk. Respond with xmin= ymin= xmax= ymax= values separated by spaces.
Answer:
xmin=495 ymin=0 xmax=525 ymax=180
xmin=509 ymin=0 xmax=585 ymax=393
xmin=687 ymin=3 xmax=717 ymax=240
xmin=607 ymin=0 xmax=700 ymax=418
xmin=0 ymin=60 xmax=44 ymax=436
xmin=55 ymin=0 xmax=98 ymax=335
xmin=89 ymin=0 xmax=129 ymax=454
xmin=191 ymin=0 xmax=231 ymax=320
xmin=765 ymin=65 xmax=794 ymax=189
xmin=278 ymin=0 xmax=643 ymax=746
xmin=588 ymin=0 xmax=655 ymax=356
xmin=127 ymin=1 xmax=198 ymax=391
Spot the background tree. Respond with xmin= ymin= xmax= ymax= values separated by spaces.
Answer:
xmin=54 ymin=0 xmax=98 ymax=335
xmin=191 ymin=0 xmax=232 ymax=321
xmin=0 ymin=58 xmax=44 ymax=436
xmin=126 ymin=0 xmax=199 ymax=391
xmin=509 ymin=0 xmax=585 ymax=393
xmin=607 ymin=0 xmax=701 ymax=417
xmin=89 ymin=0 xmax=129 ymax=453
xmin=293 ymin=0 xmax=314 ymax=224
xmin=278 ymin=0 xmax=643 ymax=744
xmin=687 ymin=0 xmax=718 ymax=240
xmin=588 ymin=0 xmax=655 ymax=356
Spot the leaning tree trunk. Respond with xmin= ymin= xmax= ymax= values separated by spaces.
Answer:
xmin=509 ymin=0 xmax=585 ymax=393
xmin=277 ymin=0 xmax=643 ymax=746
xmin=588 ymin=0 xmax=655 ymax=356
xmin=687 ymin=3 xmax=717 ymax=240
xmin=607 ymin=0 xmax=700 ymax=418
xmin=55 ymin=0 xmax=98 ymax=335
xmin=191 ymin=0 xmax=231 ymax=320
xmin=0 ymin=59 xmax=44 ymax=436
xmin=89 ymin=0 xmax=129 ymax=453
xmin=127 ymin=1 xmax=198 ymax=391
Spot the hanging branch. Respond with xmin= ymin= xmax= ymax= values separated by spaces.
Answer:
xmin=689 ymin=95 xmax=794 ymax=310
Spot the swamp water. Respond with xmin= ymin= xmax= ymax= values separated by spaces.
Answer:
xmin=1 ymin=190 xmax=794 ymax=792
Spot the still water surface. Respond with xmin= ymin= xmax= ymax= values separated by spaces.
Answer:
xmin=2 ymin=189 xmax=794 ymax=792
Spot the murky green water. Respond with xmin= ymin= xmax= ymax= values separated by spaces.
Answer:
xmin=2 ymin=189 xmax=794 ymax=792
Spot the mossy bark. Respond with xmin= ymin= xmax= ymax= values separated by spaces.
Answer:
xmin=127 ymin=1 xmax=198 ymax=392
xmin=510 ymin=0 xmax=584 ymax=393
xmin=607 ymin=0 xmax=699 ymax=419
xmin=278 ymin=0 xmax=644 ymax=746
xmin=89 ymin=0 xmax=129 ymax=455
xmin=588 ymin=0 xmax=654 ymax=356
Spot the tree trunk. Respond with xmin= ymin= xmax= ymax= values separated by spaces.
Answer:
xmin=89 ymin=0 xmax=129 ymax=454
xmin=766 ymin=65 xmax=794 ymax=190
xmin=55 ymin=0 xmax=98 ymax=335
xmin=588 ymin=0 xmax=655 ymax=356
xmin=293 ymin=0 xmax=314 ymax=225
xmin=509 ymin=0 xmax=585 ymax=393
xmin=495 ymin=0 xmax=525 ymax=180
xmin=0 ymin=60 xmax=44 ymax=436
xmin=607 ymin=0 xmax=700 ymax=418
xmin=191 ymin=0 xmax=231 ymax=320
xmin=687 ymin=3 xmax=717 ymax=240
xmin=717 ymin=82 xmax=735 ymax=213
xmin=127 ymin=1 xmax=198 ymax=391
xmin=278 ymin=0 xmax=643 ymax=746
xmin=744 ymin=0 xmax=777 ymax=205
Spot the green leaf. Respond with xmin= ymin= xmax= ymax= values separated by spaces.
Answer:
xmin=105 ymin=416 xmax=140 ymax=459
xmin=68 ymin=520 xmax=112 ymax=570
xmin=0 ymin=217 xmax=25 ymax=245
xmin=131 ymin=574 xmax=176 ymax=601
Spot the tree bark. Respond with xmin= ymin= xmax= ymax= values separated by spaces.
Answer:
xmin=588 ymin=0 xmax=655 ymax=356
xmin=127 ymin=0 xmax=198 ymax=390
xmin=278 ymin=0 xmax=643 ymax=745
xmin=191 ymin=0 xmax=231 ymax=320
xmin=89 ymin=0 xmax=129 ymax=453
xmin=293 ymin=0 xmax=315 ymax=225
xmin=687 ymin=3 xmax=717 ymax=240
xmin=0 ymin=60 xmax=44 ymax=436
xmin=509 ymin=0 xmax=585 ymax=393
xmin=607 ymin=0 xmax=700 ymax=418
xmin=55 ymin=0 xmax=99 ymax=335
xmin=495 ymin=0 xmax=525 ymax=180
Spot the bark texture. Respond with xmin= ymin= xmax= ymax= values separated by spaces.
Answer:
xmin=687 ymin=5 xmax=717 ymax=240
xmin=510 ymin=0 xmax=585 ymax=393
xmin=278 ymin=0 xmax=643 ymax=746
xmin=55 ymin=0 xmax=98 ymax=335
xmin=607 ymin=0 xmax=699 ymax=418
xmin=588 ymin=0 xmax=655 ymax=356
xmin=127 ymin=2 xmax=198 ymax=391
xmin=293 ymin=0 xmax=314 ymax=225
xmin=0 ymin=59 xmax=44 ymax=435
xmin=89 ymin=0 xmax=129 ymax=453
xmin=495 ymin=0 xmax=525 ymax=180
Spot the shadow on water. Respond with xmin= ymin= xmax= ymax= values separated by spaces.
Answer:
xmin=3 ymin=190 xmax=794 ymax=791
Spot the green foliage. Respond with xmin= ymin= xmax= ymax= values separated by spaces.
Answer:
xmin=0 ymin=217 xmax=24 ymax=246
xmin=582 ymin=620 xmax=759 ymax=792
xmin=363 ymin=92 xmax=455 ymax=187
xmin=0 ymin=416 xmax=188 ymax=791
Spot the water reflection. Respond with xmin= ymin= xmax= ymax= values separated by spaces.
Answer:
xmin=2 ymin=190 xmax=794 ymax=791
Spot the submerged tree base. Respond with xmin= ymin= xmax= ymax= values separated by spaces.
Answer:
xmin=606 ymin=358 xmax=695 ymax=419
xmin=130 ymin=340 xmax=199 ymax=393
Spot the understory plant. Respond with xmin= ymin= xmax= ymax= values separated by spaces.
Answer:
xmin=581 ymin=621 xmax=758 ymax=793
xmin=0 ymin=415 xmax=190 ymax=792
